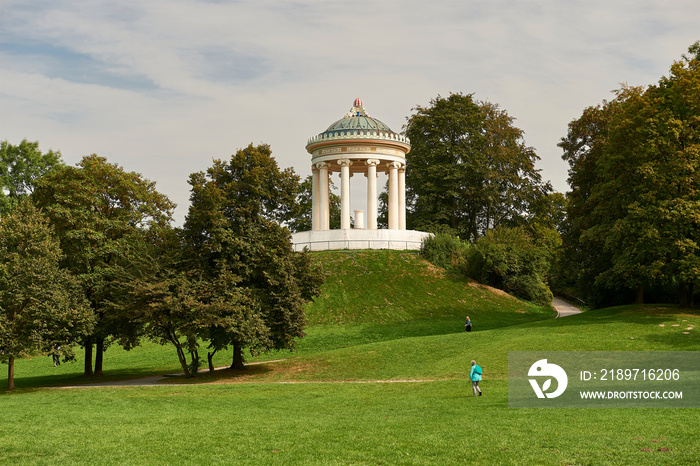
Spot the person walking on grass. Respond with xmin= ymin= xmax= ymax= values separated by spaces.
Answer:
xmin=465 ymin=316 xmax=472 ymax=332
xmin=470 ymin=360 xmax=482 ymax=396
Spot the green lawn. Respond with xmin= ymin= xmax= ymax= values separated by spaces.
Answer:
xmin=2 ymin=251 xmax=699 ymax=465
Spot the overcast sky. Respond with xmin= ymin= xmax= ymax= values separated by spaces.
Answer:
xmin=2 ymin=0 xmax=698 ymax=224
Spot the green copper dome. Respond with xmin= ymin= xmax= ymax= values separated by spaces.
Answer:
xmin=306 ymin=98 xmax=410 ymax=149
xmin=321 ymin=98 xmax=394 ymax=135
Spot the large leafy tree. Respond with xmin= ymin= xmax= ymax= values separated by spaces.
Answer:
xmin=33 ymin=155 xmax=175 ymax=375
xmin=183 ymin=144 xmax=322 ymax=370
xmin=0 ymin=139 xmax=63 ymax=217
xmin=558 ymin=102 xmax=619 ymax=304
xmin=560 ymin=43 xmax=700 ymax=306
xmin=0 ymin=202 xmax=93 ymax=391
xmin=404 ymin=93 xmax=550 ymax=241
xmin=126 ymin=227 xmax=264 ymax=377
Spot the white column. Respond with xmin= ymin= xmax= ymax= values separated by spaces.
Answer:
xmin=311 ymin=167 xmax=320 ymax=231
xmin=398 ymin=165 xmax=406 ymax=230
xmin=387 ymin=162 xmax=400 ymax=230
xmin=366 ymin=159 xmax=379 ymax=230
xmin=317 ymin=162 xmax=330 ymax=230
xmin=338 ymin=159 xmax=352 ymax=230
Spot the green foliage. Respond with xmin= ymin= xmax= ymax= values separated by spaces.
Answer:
xmin=404 ymin=93 xmax=551 ymax=241
xmin=183 ymin=144 xmax=322 ymax=369
xmin=420 ymin=229 xmax=557 ymax=305
xmin=124 ymin=236 xmax=256 ymax=377
xmin=560 ymin=43 xmax=700 ymax=307
xmin=0 ymin=139 xmax=63 ymax=217
xmin=467 ymin=226 xmax=554 ymax=305
xmin=420 ymin=232 xmax=469 ymax=273
xmin=33 ymin=154 xmax=175 ymax=375
xmin=0 ymin=202 xmax=93 ymax=390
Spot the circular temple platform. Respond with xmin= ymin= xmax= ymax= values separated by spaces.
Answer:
xmin=291 ymin=229 xmax=432 ymax=252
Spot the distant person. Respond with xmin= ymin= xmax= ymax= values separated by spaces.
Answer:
xmin=465 ymin=316 xmax=472 ymax=332
xmin=51 ymin=345 xmax=61 ymax=366
xmin=470 ymin=360 xmax=482 ymax=396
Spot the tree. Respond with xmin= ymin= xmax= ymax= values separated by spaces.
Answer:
xmin=183 ymin=144 xmax=322 ymax=370
xmin=0 ymin=202 xmax=93 ymax=391
xmin=287 ymin=175 xmax=341 ymax=232
xmin=405 ymin=93 xmax=551 ymax=241
xmin=33 ymin=155 xmax=175 ymax=376
xmin=560 ymin=43 xmax=700 ymax=307
xmin=0 ymin=139 xmax=63 ymax=217
xmin=558 ymin=101 xmax=620 ymax=305
xmin=125 ymin=227 xmax=265 ymax=377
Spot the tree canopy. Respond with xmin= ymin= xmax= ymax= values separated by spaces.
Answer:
xmin=0 ymin=202 xmax=93 ymax=390
xmin=182 ymin=144 xmax=322 ymax=371
xmin=0 ymin=139 xmax=63 ymax=217
xmin=33 ymin=155 xmax=175 ymax=375
xmin=560 ymin=42 xmax=700 ymax=307
xmin=404 ymin=93 xmax=551 ymax=241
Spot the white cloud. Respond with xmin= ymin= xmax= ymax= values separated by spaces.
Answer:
xmin=1 ymin=0 xmax=698 ymax=223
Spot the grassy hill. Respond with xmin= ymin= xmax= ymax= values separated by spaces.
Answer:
xmin=305 ymin=250 xmax=553 ymax=327
xmin=2 ymin=250 xmax=699 ymax=464
xmin=295 ymin=250 xmax=554 ymax=355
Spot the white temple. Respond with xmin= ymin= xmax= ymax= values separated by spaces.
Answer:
xmin=291 ymin=98 xmax=431 ymax=251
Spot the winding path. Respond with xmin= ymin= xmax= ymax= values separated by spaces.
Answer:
xmin=552 ymin=297 xmax=583 ymax=318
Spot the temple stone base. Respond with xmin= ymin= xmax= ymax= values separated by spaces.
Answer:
xmin=291 ymin=229 xmax=432 ymax=252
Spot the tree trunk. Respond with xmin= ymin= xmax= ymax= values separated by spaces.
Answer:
xmin=230 ymin=342 xmax=245 ymax=370
xmin=7 ymin=355 xmax=15 ymax=391
xmin=680 ymin=282 xmax=688 ymax=307
xmin=207 ymin=349 xmax=217 ymax=372
xmin=190 ymin=350 xmax=200 ymax=376
xmin=679 ymin=282 xmax=694 ymax=308
xmin=635 ymin=284 xmax=644 ymax=305
xmin=172 ymin=340 xmax=191 ymax=377
xmin=84 ymin=338 xmax=93 ymax=376
xmin=94 ymin=337 xmax=104 ymax=376
xmin=689 ymin=283 xmax=695 ymax=307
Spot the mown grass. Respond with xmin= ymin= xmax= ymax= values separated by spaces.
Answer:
xmin=1 ymin=380 xmax=698 ymax=464
xmin=305 ymin=250 xmax=553 ymax=327
xmin=1 ymin=251 xmax=699 ymax=465
xmin=169 ymin=304 xmax=700 ymax=384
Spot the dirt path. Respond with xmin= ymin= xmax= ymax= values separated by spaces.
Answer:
xmin=552 ymin=297 xmax=583 ymax=318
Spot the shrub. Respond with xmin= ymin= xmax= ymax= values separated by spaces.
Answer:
xmin=420 ymin=233 xmax=469 ymax=274
xmin=466 ymin=227 xmax=553 ymax=305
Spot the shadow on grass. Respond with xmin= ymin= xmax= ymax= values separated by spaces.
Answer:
xmin=162 ymin=363 xmax=276 ymax=385
xmin=4 ymin=366 xmax=182 ymax=391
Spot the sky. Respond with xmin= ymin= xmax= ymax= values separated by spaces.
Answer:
xmin=2 ymin=0 xmax=698 ymax=225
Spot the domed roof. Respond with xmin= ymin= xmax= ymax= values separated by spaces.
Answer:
xmin=322 ymin=98 xmax=394 ymax=135
xmin=324 ymin=115 xmax=393 ymax=132
xmin=306 ymin=98 xmax=410 ymax=150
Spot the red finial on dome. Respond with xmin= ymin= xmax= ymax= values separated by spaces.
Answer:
xmin=354 ymin=97 xmax=363 ymax=107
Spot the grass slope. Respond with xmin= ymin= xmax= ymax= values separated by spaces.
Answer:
xmin=306 ymin=250 xmax=552 ymax=327
xmin=2 ymin=250 xmax=699 ymax=465
xmin=297 ymin=250 xmax=554 ymax=355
